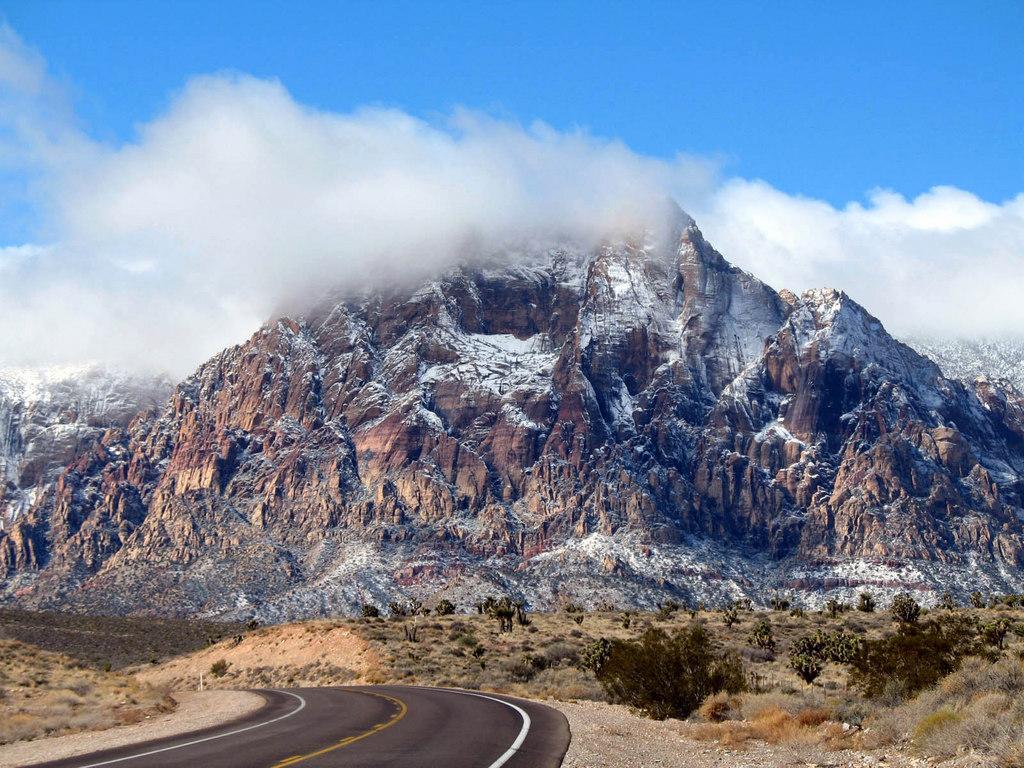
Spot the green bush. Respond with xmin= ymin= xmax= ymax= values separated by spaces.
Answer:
xmin=209 ymin=658 xmax=229 ymax=678
xmin=594 ymin=624 xmax=745 ymax=720
xmin=847 ymin=615 xmax=981 ymax=699
xmin=857 ymin=592 xmax=876 ymax=612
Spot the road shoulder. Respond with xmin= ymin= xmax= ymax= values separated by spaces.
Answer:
xmin=0 ymin=690 xmax=264 ymax=768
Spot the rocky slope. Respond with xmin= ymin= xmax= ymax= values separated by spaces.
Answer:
xmin=909 ymin=336 xmax=1024 ymax=390
xmin=2 ymin=210 xmax=1023 ymax=617
xmin=0 ymin=366 xmax=170 ymax=531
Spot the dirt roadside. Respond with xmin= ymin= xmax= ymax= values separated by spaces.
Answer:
xmin=0 ymin=690 xmax=264 ymax=768
xmin=550 ymin=699 xmax=938 ymax=768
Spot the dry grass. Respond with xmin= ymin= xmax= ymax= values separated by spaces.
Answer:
xmin=0 ymin=639 xmax=171 ymax=745
xmin=687 ymin=688 xmax=858 ymax=750
xmin=864 ymin=656 xmax=1024 ymax=763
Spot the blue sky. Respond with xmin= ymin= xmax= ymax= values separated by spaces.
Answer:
xmin=4 ymin=0 xmax=1022 ymax=207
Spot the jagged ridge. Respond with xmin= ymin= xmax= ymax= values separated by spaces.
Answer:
xmin=2 ymin=214 xmax=1023 ymax=618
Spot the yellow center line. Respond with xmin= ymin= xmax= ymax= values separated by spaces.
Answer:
xmin=269 ymin=692 xmax=408 ymax=768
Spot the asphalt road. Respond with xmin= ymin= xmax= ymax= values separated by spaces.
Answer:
xmin=30 ymin=686 xmax=570 ymax=768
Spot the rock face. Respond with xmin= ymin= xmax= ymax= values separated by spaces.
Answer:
xmin=2 ymin=212 xmax=1024 ymax=617
xmin=0 ymin=366 xmax=171 ymax=530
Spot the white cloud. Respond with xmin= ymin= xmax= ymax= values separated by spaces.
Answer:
xmin=694 ymin=181 xmax=1024 ymax=339
xmin=1 ymin=26 xmax=1022 ymax=377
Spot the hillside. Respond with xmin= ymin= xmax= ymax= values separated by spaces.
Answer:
xmin=0 ymin=639 xmax=170 ymax=745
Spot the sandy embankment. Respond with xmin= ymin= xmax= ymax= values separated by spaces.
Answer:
xmin=0 ymin=690 xmax=264 ymax=768
xmin=135 ymin=621 xmax=376 ymax=689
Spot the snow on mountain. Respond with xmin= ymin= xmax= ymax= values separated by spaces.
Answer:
xmin=2 ymin=213 xmax=1024 ymax=617
xmin=908 ymin=337 xmax=1024 ymax=390
xmin=0 ymin=365 xmax=172 ymax=529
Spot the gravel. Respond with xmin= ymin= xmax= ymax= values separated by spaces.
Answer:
xmin=549 ymin=700 xmax=933 ymax=768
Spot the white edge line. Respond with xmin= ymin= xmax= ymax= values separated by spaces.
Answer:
xmin=76 ymin=689 xmax=307 ymax=768
xmin=420 ymin=687 xmax=531 ymax=768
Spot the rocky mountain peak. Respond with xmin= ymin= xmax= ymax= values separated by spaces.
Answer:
xmin=2 ymin=215 xmax=1023 ymax=617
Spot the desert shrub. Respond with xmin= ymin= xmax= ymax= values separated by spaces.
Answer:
xmin=209 ymin=659 xmax=229 ymax=678
xmin=938 ymin=591 xmax=957 ymax=610
xmin=690 ymin=690 xmax=847 ymax=749
xmin=541 ymin=642 xmax=578 ymax=668
xmin=847 ymin=615 xmax=981 ymax=699
xmin=434 ymin=599 xmax=456 ymax=616
xmin=520 ymin=665 xmax=604 ymax=701
xmin=890 ymin=593 xmax=921 ymax=624
xmin=857 ymin=592 xmax=876 ymax=612
xmin=361 ymin=604 xmax=380 ymax=618
xmin=578 ymin=638 xmax=611 ymax=672
xmin=866 ymin=656 xmax=1024 ymax=759
xmin=722 ymin=605 xmax=739 ymax=628
xmin=594 ymin=624 xmax=745 ymax=720
xmin=971 ymin=591 xmax=986 ymax=609
xmin=748 ymin=619 xmax=776 ymax=653
xmin=698 ymin=691 xmax=742 ymax=722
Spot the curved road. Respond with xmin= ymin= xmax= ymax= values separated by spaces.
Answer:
xmin=31 ymin=686 xmax=570 ymax=768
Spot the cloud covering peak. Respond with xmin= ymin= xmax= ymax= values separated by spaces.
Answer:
xmin=1 ymin=26 xmax=1022 ymax=376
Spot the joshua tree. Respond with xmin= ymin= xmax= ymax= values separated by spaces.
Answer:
xmin=748 ymin=619 xmax=776 ymax=653
xmin=982 ymin=617 xmax=1012 ymax=650
xmin=824 ymin=599 xmax=847 ymax=618
xmin=485 ymin=597 xmax=516 ymax=632
xmin=890 ymin=593 xmax=921 ymax=624
xmin=789 ymin=653 xmax=823 ymax=686
xmin=769 ymin=595 xmax=791 ymax=612
xmin=857 ymin=592 xmax=876 ymax=613
xmin=434 ymin=598 xmax=456 ymax=616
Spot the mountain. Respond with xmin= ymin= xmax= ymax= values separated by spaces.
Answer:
xmin=1 ymin=366 xmax=171 ymax=530
xmin=2 ymin=213 xmax=1023 ymax=618
xmin=908 ymin=337 xmax=1024 ymax=391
